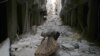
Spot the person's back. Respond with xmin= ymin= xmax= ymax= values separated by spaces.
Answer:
xmin=35 ymin=31 xmax=60 ymax=56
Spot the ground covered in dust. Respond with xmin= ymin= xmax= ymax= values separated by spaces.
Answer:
xmin=11 ymin=15 xmax=100 ymax=56
xmin=0 ymin=38 xmax=10 ymax=56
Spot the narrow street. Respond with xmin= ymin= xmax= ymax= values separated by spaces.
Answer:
xmin=11 ymin=0 xmax=100 ymax=56
xmin=11 ymin=14 xmax=100 ymax=56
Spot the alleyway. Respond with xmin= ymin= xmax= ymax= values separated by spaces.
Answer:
xmin=11 ymin=14 xmax=100 ymax=56
xmin=10 ymin=0 xmax=100 ymax=56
